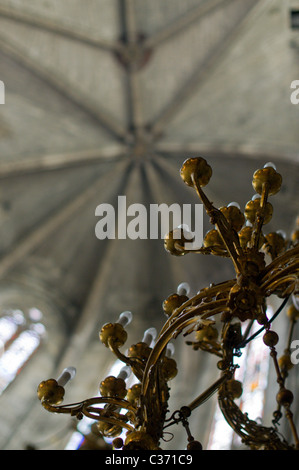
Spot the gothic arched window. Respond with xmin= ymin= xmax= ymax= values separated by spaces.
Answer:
xmin=0 ymin=307 xmax=46 ymax=395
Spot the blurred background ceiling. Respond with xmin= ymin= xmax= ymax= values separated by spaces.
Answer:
xmin=0 ymin=0 xmax=298 ymax=450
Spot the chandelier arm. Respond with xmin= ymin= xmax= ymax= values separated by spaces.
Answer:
xmin=82 ymin=396 xmax=137 ymax=413
xmin=142 ymin=299 xmax=228 ymax=397
xmin=186 ymin=340 xmax=223 ymax=357
xmin=107 ymin=337 xmax=145 ymax=380
xmin=163 ymin=299 xmax=229 ymax=345
xmin=174 ymin=242 xmax=230 ymax=257
xmin=191 ymin=174 xmax=244 ymax=275
xmin=251 ymin=182 xmax=270 ymax=250
xmin=218 ymin=390 xmax=292 ymax=450
xmin=176 ymin=303 xmax=229 ymax=327
xmin=260 ymin=245 xmax=299 ymax=277
xmin=260 ymin=262 xmax=299 ymax=292
xmin=137 ymin=361 xmax=172 ymax=446
xmin=160 ymin=279 xmax=235 ymax=335
xmin=187 ymin=371 xmax=233 ymax=412
xmin=81 ymin=406 xmax=135 ymax=433
xmin=40 ymin=400 xmax=83 ymax=415
xmin=264 ymin=275 xmax=298 ymax=297
xmin=264 ymin=259 xmax=299 ymax=282
xmin=40 ymin=396 xmax=137 ymax=418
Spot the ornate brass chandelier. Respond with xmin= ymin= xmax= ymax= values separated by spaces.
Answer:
xmin=37 ymin=157 xmax=299 ymax=451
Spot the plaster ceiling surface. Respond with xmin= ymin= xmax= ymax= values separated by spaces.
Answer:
xmin=0 ymin=0 xmax=298 ymax=451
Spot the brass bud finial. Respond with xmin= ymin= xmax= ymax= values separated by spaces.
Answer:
xmin=99 ymin=376 xmax=127 ymax=398
xmin=252 ymin=165 xmax=282 ymax=196
xmin=180 ymin=157 xmax=212 ymax=187
xmin=99 ymin=322 xmax=128 ymax=348
xmin=164 ymin=227 xmax=191 ymax=256
xmin=244 ymin=198 xmax=273 ymax=225
xmin=162 ymin=293 xmax=188 ymax=316
xmin=37 ymin=379 xmax=65 ymax=405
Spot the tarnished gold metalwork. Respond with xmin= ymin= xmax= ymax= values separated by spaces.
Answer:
xmin=37 ymin=379 xmax=65 ymax=405
xmin=38 ymin=157 xmax=299 ymax=450
xmin=162 ymin=293 xmax=189 ymax=316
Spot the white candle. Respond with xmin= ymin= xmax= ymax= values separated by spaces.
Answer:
xmin=166 ymin=343 xmax=175 ymax=357
xmin=177 ymin=282 xmax=190 ymax=296
xmin=264 ymin=162 xmax=276 ymax=170
xmin=117 ymin=311 xmax=133 ymax=327
xmin=117 ymin=366 xmax=131 ymax=381
xmin=142 ymin=327 xmax=157 ymax=346
xmin=227 ymin=202 xmax=240 ymax=209
xmin=292 ymin=294 xmax=299 ymax=311
xmin=276 ymin=230 xmax=286 ymax=239
xmin=57 ymin=367 xmax=76 ymax=387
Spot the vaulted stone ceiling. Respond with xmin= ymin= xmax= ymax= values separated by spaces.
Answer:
xmin=0 ymin=0 xmax=298 ymax=450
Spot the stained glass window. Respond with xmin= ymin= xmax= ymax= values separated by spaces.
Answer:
xmin=0 ymin=308 xmax=46 ymax=394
